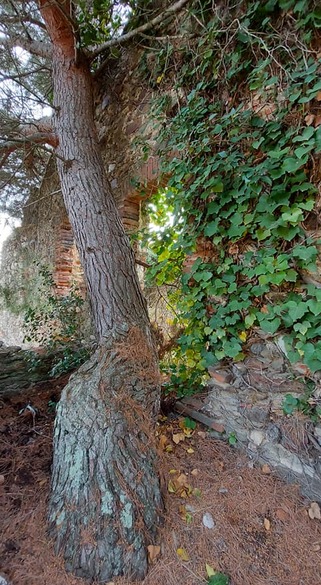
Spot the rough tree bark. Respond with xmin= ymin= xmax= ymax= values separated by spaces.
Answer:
xmin=38 ymin=2 xmax=163 ymax=581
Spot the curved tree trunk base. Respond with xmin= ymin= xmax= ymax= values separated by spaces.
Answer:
xmin=48 ymin=341 xmax=163 ymax=582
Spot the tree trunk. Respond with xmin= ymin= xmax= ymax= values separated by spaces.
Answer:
xmin=49 ymin=335 xmax=163 ymax=581
xmin=38 ymin=2 xmax=163 ymax=580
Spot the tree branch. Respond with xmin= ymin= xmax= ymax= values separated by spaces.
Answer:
xmin=90 ymin=0 xmax=191 ymax=59
xmin=0 ymin=13 xmax=47 ymax=30
xmin=0 ymin=65 xmax=50 ymax=83
xmin=1 ymin=34 xmax=52 ymax=59
xmin=0 ymin=125 xmax=58 ymax=168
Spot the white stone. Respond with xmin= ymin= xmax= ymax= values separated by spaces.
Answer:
xmin=202 ymin=512 xmax=215 ymax=529
xmin=249 ymin=430 xmax=265 ymax=446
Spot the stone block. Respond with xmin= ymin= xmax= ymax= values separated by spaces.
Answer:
xmin=249 ymin=430 xmax=265 ymax=446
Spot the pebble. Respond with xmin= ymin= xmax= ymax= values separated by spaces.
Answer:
xmin=249 ymin=430 xmax=265 ymax=446
xmin=202 ymin=512 xmax=215 ymax=529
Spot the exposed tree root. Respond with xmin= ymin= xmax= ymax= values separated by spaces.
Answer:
xmin=48 ymin=345 xmax=163 ymax=582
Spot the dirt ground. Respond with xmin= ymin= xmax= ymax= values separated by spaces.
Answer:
xmin=1 ymin=377 xmax=321 ymax=585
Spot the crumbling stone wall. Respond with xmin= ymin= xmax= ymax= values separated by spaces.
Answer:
xmin=0 ymin=343 xmax=64 ymax=397
xmin=177 ymin=336 xmax=321 ymax=502
xmin=0 ymin=47 xmax=162 ymax=345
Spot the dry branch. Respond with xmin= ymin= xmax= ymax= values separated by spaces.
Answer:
xmin=90 ymin=0 xmax=191 ymax=59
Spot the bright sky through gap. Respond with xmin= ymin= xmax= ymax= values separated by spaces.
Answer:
xmin=0 ymin=215 xmax=20 ymax=261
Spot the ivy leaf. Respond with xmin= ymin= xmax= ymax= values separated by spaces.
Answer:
xmin=193 ymin=270 xmax=212 ymax=282
xmin=286 ymin=301 xmax=307 ymax=321
xmin=281 ymin=208 xmax=303 ymax=224
xmin=293 ymin=321 xmax=311 ymax=335
xmin=205 ymin=221 xmax=219 ymax=237
xmin=307 ymin=80 xmax=321 ymax=94
xmin=285 ymin=269 xmax=297 ymax=282
xmin=208 ymin=573 xmax=230 ymax=585
xmin=292 ymin=246 xmax=317 ymax=262
xmin=212 ymin=181 xmax=224 ymax=192
xmin=292 ymin=126 xmax=315 ymax=142
xmin=283 ymin=394 xmax=299 ymax=415
xmin=260 ymin=317 xmax=281 ymax=334
xmin=276 ymin=225 xmax=300 ymax=241
xmin=307 ymin=299 xmax=321 ymax=315
xmin=245 ymin=313 xmax=256 ymax=328
xmin=294 ymin=145 xmax=314 ymax=158
xmin=268 ymin=147 xmax=290 ymax=159
xmin=256 ymin=228 xmax=271 ymax=241
xmin=281 ymin=157 xmax=305 ymax=172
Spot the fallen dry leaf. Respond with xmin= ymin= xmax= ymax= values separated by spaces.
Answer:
xmin=264 ymin=518 xmax=271 ymax=531
xmin=312 ymin=543 xmax=321 ymax=552
xmin=191 ymin=468 xmax=199 ymax=476
xmin=179 ymin=504 xmax=187 ymax=517
xmin=275 ymin=508 xmax=288 ymax=522
xmin=176 ymin=547 xmax=189 ymax=561
xmin=183 ymin=427 xmax=194 ymax=437
xmin=178 ymin=419 xmax=195 ymax=437
xmin=168 ymin=474 xmax=192 ymax=497
xmin=305 ymin=113 xmax=315 ymax=126
xmin=206 ymin=563 xmax=216 ymax=577
xmin=38 ymin=478 xmax=47 ymax=487
xmin=172 ymin=433 xmax=185 ymax=444
xmin=186 ymin=447 xmax=195 ymax=454
xmin=261 ymin=464 xmax=271 ymax=475
xmin=198 ymin=431 xmax=206 ymax=439
xmin=147 ymin=544 xmax=161 ymax=562
xmin=314 ymin=115 xmax=321 ymax=127
xmin=159 ymin=434 xmax=168 ymax=450
xmin=228 ymin=243 xmax=239 ymax=256
xmin=316 ymin=91 xmax=321 ymax=101
xmin=176 ymin=473 xmax=189 ymax=486
xmin=308 ymin=502 xmax=321 ymax=520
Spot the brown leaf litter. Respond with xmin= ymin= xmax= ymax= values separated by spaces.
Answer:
xmin=1 ymin=378 xmax=321 ymax=585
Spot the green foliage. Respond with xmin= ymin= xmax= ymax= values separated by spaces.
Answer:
xmin=48 ymin=399 xmax=58 ymax=413
xmin=77 ymin=0 xmax=128 ymax=47
xmin=139 ymin=1 xmax=321 ymax=393
xmin=282 ymin=393 xmax=301 ymax=415
xmin=23 ymin=264 xmax=90 ymax=376
xmin=282 ymin=388 xmax=321 ymax=421
xmin=208 ymin=574 xmax=230 ymax=585
xmin=228 ymin=432 xmax=238 ymax=446
xmin=184 ymin=416 xmax=197 ymax=430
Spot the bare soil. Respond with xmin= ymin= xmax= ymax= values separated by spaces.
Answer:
xmin=1 ymin=377 xmax=321 ymax=585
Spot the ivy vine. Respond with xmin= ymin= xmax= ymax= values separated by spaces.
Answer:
xmin=138 ymin=0 xmax=321 ymax=392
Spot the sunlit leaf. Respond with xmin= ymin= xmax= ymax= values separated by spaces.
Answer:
xmin=176 ymin=547 xmax=189 ymax=561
